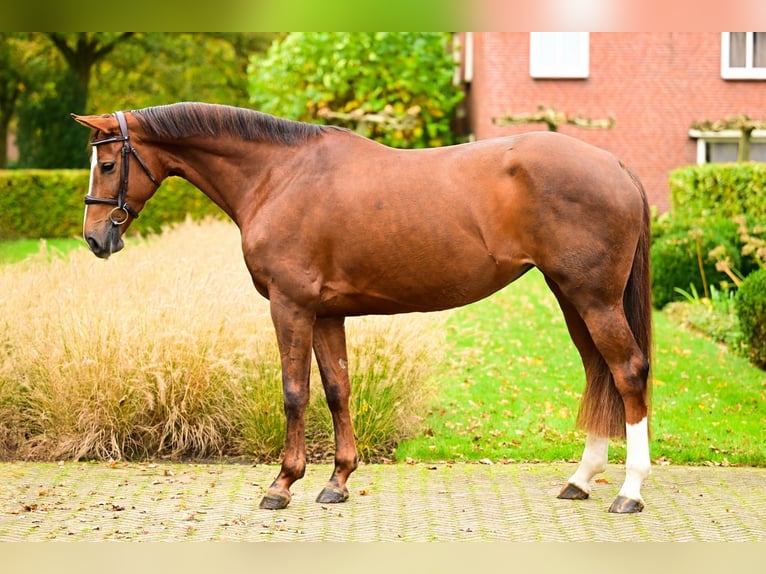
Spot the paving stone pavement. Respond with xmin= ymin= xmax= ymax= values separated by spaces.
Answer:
xmin=0 ymin=460 xmax=764 ymax=541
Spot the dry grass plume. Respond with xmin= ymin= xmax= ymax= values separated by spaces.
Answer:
xmin=0 ymin=219 xmax=447 ymax=462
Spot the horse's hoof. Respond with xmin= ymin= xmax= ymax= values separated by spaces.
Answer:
xmin=259 ymin=492 xmax=291 ymax=510
xmin=608 ymin=495 xmax=644 ymax=513
xmin=557 ymin=482 xmax=590 ymax=500
xmin=316 ymin=486 xmax=349 ymax=504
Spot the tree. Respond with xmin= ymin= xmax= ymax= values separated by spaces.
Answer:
xmin=47 ymin=33 xmax=135 ymax=102
xmin=90 ymin=33 xmax=276 ymax=112
xmin=0 ymin=35 xmax=23 ymax=168
xmin=16 ymin=33 xmax=135 ymax=168
xmin=493 ymin=104 xmax=615 ymax=132
xmin=247 ymin=32 xmax=464 ymax=148
xmin=9 ymin=33 xmax=275 ymax=168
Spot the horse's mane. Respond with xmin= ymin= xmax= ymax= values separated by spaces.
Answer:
xmin=131 ymin=102 xmax=340 ymax=146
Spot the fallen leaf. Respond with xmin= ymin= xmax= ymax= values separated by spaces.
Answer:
xmin=358 ymin=489 xmax=370 ymax=496
xmin=595 ymin=478 xmax=609 ymax=484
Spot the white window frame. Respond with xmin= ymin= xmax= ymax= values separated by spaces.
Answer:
xmin=721 ymin=32 xmax=766 ymax=80
xmin=530 ymin=32 xmax=589 ymax=79
xmin=689 ymin=128 xmax=766 ymax=163
xmin=455 ymin=31 xmax=473 ymax=84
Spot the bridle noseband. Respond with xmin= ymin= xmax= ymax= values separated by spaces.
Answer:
xmin=84 ymin=110 xmax=159 ymax=225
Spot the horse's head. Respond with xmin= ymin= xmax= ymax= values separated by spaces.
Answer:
xmin=71 ymin=111 xmax=161 ymax=259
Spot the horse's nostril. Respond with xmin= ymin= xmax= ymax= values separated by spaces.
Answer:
xmin=85 ymin=235 xmax=100 ymax=253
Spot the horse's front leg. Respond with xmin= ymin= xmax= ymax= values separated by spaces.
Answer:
xmin=259 ymin=298 xmax=315 ymax=510
xmin=312 ymin=316 xmax=358 ymax=504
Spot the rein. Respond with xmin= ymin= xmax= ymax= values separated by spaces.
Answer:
xmin=84 ymin=111 xmax=159 ymax=225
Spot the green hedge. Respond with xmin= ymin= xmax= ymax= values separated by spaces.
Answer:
xmin=736 ymin=268 xmax=766 ymax=368
xmin=0 ymin=170 xmax=225 ymax=240
xmin=669 ymin=162 xmax=766 ymax=221
xmin=652 ymin=163 xmax=766 ymax=309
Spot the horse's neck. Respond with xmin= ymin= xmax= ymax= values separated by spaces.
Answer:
xmin=163 ymin=138 xmax=294 ymax=224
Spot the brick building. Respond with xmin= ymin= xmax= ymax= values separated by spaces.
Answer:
xmin=458 ymin=32 xmax=766 ymax=212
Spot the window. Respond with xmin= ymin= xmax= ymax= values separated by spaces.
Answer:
xmin=529 ymin=32 xmax=589 ymax=79
xmin=689 ymin=129 xmax=766 ymax=163
xmin=721 ymin=32 xmax=766 ymax=79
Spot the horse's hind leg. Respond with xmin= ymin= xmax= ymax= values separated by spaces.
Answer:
xmin=546 ymin=276 xmax=650 ymax=513
xmin=545 ymin=277 xmax=610 ymax=500
xmin=312 ymin=316 xmax=358 ymax=504
xmin=578 ymin=304 xmax=651 ymax=513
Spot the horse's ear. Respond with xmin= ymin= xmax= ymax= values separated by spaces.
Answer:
xmin=71 ymin=113 xmax=115 ymax=132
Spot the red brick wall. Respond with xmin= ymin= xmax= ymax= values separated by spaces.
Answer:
xmin=465 ymin=32 xmax=766 ymax=212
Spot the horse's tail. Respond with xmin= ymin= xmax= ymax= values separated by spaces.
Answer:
xmin=623 ymin=169 xmax=653 ymax=428
xmin=578 ymin=168 xmax=653 ymax=438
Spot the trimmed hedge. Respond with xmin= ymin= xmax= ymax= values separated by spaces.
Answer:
xmin=0 ymin=170 xmax=225 ymax=240
xmin=736 ymin=268 xmax=766 ymax=369
xmin=669 ymin=162 xmax=766 ymax=221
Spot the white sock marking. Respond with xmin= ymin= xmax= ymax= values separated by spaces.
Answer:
xmin=567 ymin=433 xmax=609 ymax=493
xmin=618 ymin=417 xmax=651 ymax=502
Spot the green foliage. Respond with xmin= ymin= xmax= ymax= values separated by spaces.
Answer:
xmin=665 ymin=284 xmax=744 ymax=351
xmin=16 ymin=69 xmax=87 ymax=168
xmin=652 ymin=192 xmax=766 ymax=366
xmin=736 ymin=269 xmax=766 ymax=368
xmin=653 ymin=162 xmax=766 ymax=311
xmin=669 ymin=163 xmax=766 ymax=221
xmin=248 ymin=32 xmax=464 ymax=148
xmin=91 ymin=33 xmax=276 ymax=112
xmin=650 ymin=218 xmax=742 ymax=309
xmin=0 ymin=170 xmax=223 ymax=240
xmin=3 ymin=33 xmax=275 ymax=169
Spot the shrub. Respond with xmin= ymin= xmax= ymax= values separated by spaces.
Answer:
xmin=663 ymin=284 xmax=744 ymax=351
xmin=736 ymin=268 xmax=766 ymax=368
xmin=650 ymin=218 xmax=742 ymax=308
xmin=669 ymin=163 xmax=766 ymax=221
xmin=0 ymin=170 xmax=224 ymax=240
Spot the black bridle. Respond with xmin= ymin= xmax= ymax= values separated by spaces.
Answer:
xmin=84 ymin=110 xmax=159 ymax=225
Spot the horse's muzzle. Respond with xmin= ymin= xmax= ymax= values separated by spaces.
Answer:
xmin=84 ymin=225 xmax=124 ymax=259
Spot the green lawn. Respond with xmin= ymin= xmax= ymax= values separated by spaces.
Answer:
xmin=395 ymin=269 xmax=766 ymax=467
xmin=0 ymin=237 xmax=85 ymax=264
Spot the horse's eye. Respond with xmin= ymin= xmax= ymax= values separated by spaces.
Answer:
xmin=100 ymin=162 xmax=116 ymax=173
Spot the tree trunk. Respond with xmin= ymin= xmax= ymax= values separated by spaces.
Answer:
xmin=738 ymin=126 xmax=754 ymax=162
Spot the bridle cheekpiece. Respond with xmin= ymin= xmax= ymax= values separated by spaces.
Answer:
xmin=84 ymin=110 xmax=159 ymax=225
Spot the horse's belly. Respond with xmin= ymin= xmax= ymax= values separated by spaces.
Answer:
xmin=317 ymin=254 xmax=532 ymax=316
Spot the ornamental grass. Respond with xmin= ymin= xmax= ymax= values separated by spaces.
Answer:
xmin=0 ymin=219 xmax=445 ymax=462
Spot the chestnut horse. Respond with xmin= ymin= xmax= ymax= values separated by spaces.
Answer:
xmin=72 ymin=102 xmax=652 ymax=514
